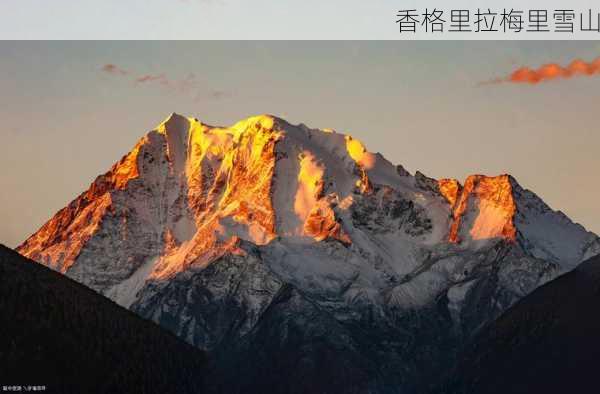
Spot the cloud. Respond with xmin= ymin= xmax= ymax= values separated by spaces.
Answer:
xmin=100 ymin=64 xmax=230 ymax=101
xmin=101 ymin=64 xmax=128 ymax=75
xmin=485 ymin=57 xmax=600 ymax=85
xmin=135 ymin=73 xmax=168 ymax=85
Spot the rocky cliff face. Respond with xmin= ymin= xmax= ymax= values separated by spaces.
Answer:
xmin=17 ymin=113 xmax=600 ymax=393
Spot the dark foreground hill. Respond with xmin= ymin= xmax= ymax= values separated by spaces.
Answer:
xmin=0 ymin=245 xmax=207 ymax=394
xmin=438 ymin=253 xmax=600 ymax=394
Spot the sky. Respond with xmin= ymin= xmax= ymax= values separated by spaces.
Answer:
xmin=1 ymin=41 xmax=600 ymax=247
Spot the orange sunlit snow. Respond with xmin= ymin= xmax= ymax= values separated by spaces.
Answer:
xmin=447 ymin=175 xmax=517 ymax=243
xmin=345 ymin=136 xmax=376 ymax=169
xmin=294 ymin=152 xmax=325 ymax=224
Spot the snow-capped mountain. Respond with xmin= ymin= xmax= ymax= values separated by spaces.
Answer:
xmin=17 ymin=113 xmax=600 ymax=393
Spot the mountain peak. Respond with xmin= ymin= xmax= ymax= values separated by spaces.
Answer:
xmin=447 ymin=174 xmax=517 ymax=244
xmin=158 ymin=112 xmax=194 ymax=134
xmin=17 ymin=113 xmax=599 ymax=289
xmin=231 ymin=114 xmax=279 ymax=132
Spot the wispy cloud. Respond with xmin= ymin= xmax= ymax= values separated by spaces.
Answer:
xmin=101 ymin=64 xmax=128 ymax=76
xmin=484 ymin=57 xmax=600 ymax=85
xmin=101 ymin=64 xmax=230 ymax=100
xmin=135 ymin=73 xmax=168 ymax=84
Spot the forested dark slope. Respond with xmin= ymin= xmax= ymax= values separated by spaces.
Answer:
xmin=438 ymin=254 xmax=600 ymax=394
xmin=0 ymin=245 xmax=208 ymax=394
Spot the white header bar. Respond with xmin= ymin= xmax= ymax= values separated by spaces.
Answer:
xmin=1 ymin=0 xmax=600 ymax=40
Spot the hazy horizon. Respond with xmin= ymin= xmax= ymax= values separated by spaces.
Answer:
xmin=2 ymin=41 xmax=600 ymax=247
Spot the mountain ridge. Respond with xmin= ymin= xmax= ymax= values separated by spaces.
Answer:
xmin=437 ymin=253 xmax=600 ymax=394
xmin=18 ymin=112 xmax=599 ymax=275
xmin=0 ymin=244 xmax=208 ymax=394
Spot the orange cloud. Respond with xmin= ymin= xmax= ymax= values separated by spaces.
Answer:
xmin=492 ymin=57 xmax=600 ymax=85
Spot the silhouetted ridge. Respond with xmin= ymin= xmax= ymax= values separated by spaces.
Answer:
xmin=437 ymin=253 xmax=600 ymax=394
xmin=0 ymin=245 xmax=208 ymax=394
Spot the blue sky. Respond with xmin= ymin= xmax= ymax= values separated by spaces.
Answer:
xmin=1 ymin=41 xmax=600 ymax=246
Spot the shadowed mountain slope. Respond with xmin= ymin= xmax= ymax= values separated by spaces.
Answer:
xmin=438 ymin=253 xmax=600 ymax=394
xmin=0 ymin=245 xmax=208 ymax=394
